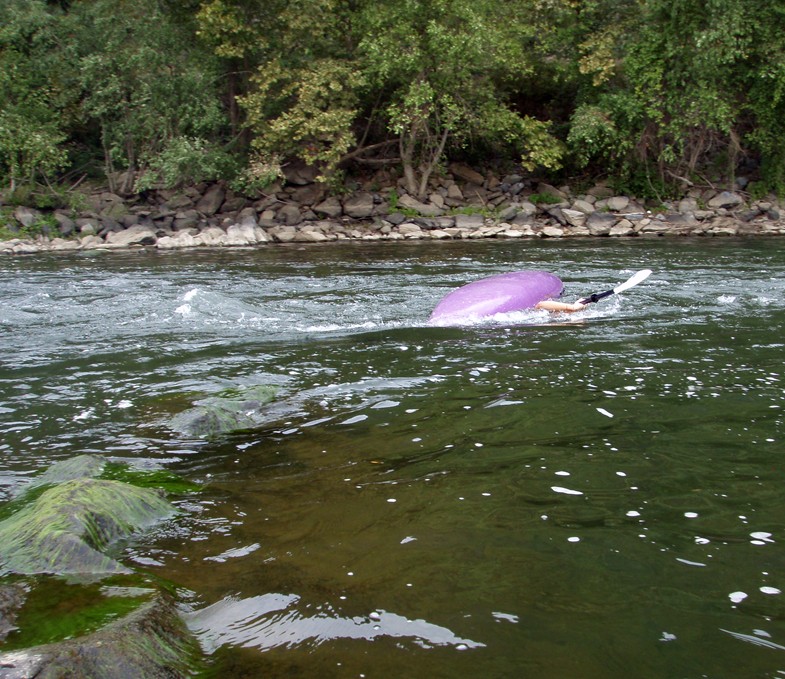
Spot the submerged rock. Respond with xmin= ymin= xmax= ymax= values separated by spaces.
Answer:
xmin=0 ymin=593 xmax=200 ymax=679
xmin=0 ymin=583 xmax=28 ymax=643
xmin=169 ymin=384 xmax=277 ymax=438
xmin=0 ymin=478 xmax=174 ymax=576
xmin=20 ymin=454 xmax=106 ymax=494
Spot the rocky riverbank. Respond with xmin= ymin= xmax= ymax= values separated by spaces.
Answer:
xmin=3 ymin=163 xmax=784 ymax=255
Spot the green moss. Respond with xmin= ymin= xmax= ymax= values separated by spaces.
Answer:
xmin=101 ymin=464 xmax=201 ymax=496
xmin=0 ymin=479 xmax=174 ymax=576
xmin=0 ymin=484 xmax=51 ymax=523
xmin=1 ymin=593 xmax=204 ymax=678
xmin=1 ymin=578 xmax=152 ymax=651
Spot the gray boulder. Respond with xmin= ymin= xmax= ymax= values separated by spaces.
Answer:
xmin=53 ymin=212 xmax=76 ymax=237
xmin=561 ymin=208 xmax=587 ymax=228
xmin=282 ymin=159 xmax=319 ymax=185
xmin=454 ymin=213 xmax=484 ymax=229
xmin=290 ymin=183 xmax=325 ymax=206
xmin=22 ymin=454 xmax=105 ymax=492
xmin=12 ymin=207 xmax=42 ymax=229
xmin=162 ymin=193 xmax=194 ymax=210
xmin=314 ymin=196 xmax=343 ymax=218
xmin=606 ymin=196 xmax=630 ymax=212
xmin=277 ymin=204 xmax=302 ymax=225
xmin=707 ymin=191 xmax=744 ymax=209
xmin=343 ymin=192 xmax=375 ymax=219
xmin=0 ymin=583 xmax=28 ymax=643
xmin=196 ymin=184 xmax=226 ymax=216
xmin=169 ymin=384 xmax=278 ymax=438
xmin=105 ymin=225 xmax=157 ymax=248
xmin=571 ymin=199 xmax=595 ymax=214
xmin=156 ymin=231 xmax=197 ymax=249
xmin=586 ymin=211 xmax=617 ymax=236
xmin=398 ymin=194 xmax=443 ymax=217
xmin=449 ymin=163 xmax=485 ymax=186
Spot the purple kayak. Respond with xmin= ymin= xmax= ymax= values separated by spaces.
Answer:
xmin=429 ymin=270 xmax=564 ymax=325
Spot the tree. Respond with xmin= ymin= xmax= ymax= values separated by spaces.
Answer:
xmin=73 ymin=0 xmax=228 ymax=193
xmin=209 ymin=0 xmax=364 ymax=188
xmin=195 ymin=0 xmax=280 ymax=142
xmin=563 ymin=0 xmax=769 ymax=196
xmin=358 ymin=0 xmax=564 ymax=197
xmin=742 ymin=3 xmax=785 ymax=194
xmin=0 ymin=0 xmax=70 ymax=193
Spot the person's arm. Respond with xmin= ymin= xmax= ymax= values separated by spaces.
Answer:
xmin=534 ymin=299 xmax=587 ymax=313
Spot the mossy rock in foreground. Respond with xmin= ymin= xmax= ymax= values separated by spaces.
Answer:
xmin=169 ymin=384 xmax=278 ymax=438
xmin=0 ymin=593 xmax=200 ymax=679
xmin=0 ymin=478 xmax=174 ymax=576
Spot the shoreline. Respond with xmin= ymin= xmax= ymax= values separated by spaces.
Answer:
xmin=3 ymin=167 xmax=785 ymax=255
xmin=3 ymin=213 xmax=785 ymax=256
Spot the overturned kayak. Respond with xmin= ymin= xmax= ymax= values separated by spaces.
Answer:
xmin=429 ymin=270 xmax=564 ymax=325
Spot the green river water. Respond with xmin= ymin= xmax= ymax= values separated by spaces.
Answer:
xmin=1 ymin=238 xmax=784 ymax=677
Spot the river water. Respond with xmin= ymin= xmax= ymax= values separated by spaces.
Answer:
xmin=1 ymin=238 xmax=784 ymax=677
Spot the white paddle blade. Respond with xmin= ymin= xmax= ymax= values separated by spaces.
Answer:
xmin=613 ymin=269 xmax=652 ymax=295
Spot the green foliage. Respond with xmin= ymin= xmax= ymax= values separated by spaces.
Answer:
xmin=561 ymin=0 xmax=785 ymax=197
xmin=2 ymin=0 xmax=785 ymax=200
xmin=196 ymin=0 xmax=283 ymax=61
xmin=72 ymin=0 xmax=227 ymax=193
xmin=0 ymin=113 xmax=68 ymax=188
xmin=134 ymin=137 xmax=236 ymax=192
xmin=358 ymin=0 xmax=561 ymax=197
xmin=0 ymin=0 xmax=71 ymax=191
xmin=448 ymin=205 xmax=498 ymax=218
xmin=568 ymin=104 xmax=624 ymax=170
xmin=241 ymin=57 xmax=362 ymax=181
xmin=528 ymin=193 xmax=564 ymax=206
xmin=742 ymin=5 xmax=785 ymax=195
xmin=0 ymin=207 xmax=58 ymax=241
xmin=229 ymin=154 xmax=284 ymax=196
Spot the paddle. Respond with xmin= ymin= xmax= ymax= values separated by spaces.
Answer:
xmin=577 ymin=269 xmax=652 ymax=305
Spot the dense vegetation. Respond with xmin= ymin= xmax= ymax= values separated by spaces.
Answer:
xmin=2 ymin=0 xmax=784 ymax=204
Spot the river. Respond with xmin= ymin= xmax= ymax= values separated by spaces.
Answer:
xmin=1 ymin=237 xmax=784 ymax=677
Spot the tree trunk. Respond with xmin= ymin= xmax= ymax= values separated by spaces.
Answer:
xmin=416 ymin=127 xmax=449 ymax=197
xmin=400 ymin=126 xmax=419 ymax=196
xmin=121 ymin=135 xmax=136 ymax=195
xmin=103 ymin=137 xmax=116 ymax=194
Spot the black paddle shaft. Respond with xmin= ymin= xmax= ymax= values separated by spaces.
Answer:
xmin=578 ymin=290 xmax=614 ymax=305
